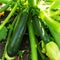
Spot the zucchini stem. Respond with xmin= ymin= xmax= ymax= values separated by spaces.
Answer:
xmin=0 ymin=0 xmax=20 ymax=30
xmin=28 ymin=19 xmax=38 ymax=60
xmin=0 ymin=0 xmax=12 ymax=4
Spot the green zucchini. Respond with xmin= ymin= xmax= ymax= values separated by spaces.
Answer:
xmin=32 ymin=16 xmax=51 ymax=43
xmin=7 ymin=12 xmax=28 ymax=57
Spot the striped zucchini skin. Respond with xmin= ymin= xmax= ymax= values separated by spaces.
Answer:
xmin=7 ymin=12 xmax=28 ymax=57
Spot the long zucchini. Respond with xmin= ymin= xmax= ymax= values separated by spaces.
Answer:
xmin=6 ymin=12 xmax=28 ymax=57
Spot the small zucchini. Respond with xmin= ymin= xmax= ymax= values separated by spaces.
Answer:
xmin=32 ymin=16 xmax=51 ymax=43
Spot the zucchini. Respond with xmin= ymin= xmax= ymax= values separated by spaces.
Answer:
xmin=6 ymin=12 xmax=28 ymax=57
xmin=32 ymin=16 xmax=51 ymax=43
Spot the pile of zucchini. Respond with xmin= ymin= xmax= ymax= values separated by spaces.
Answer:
xmin=0 ymin=0 xmax=60 ymax=60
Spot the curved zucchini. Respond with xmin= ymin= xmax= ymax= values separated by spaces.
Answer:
xmin=7 ymin=12 xmax=28 ymax=57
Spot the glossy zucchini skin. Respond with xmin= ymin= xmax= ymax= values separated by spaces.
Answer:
xmin=7 ymin=12 xmax=28 ymax=57
xmin=32 ymin=16 xmax=51 ymax=43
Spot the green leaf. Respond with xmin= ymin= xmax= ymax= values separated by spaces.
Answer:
xmin=18 ymin=50 xmax=25 ymax=57
xmin=7 ymin=24 xmax=13 ymax=30
xmin=51 ymin=0 xmax=60 ymax=9
xmin=0 ymin=26 xmax=7 ymax=41
xmin=46 ymin=0 xmax=54 ymax=2
xmin=51 ymin=15 xmax=60 ymax=22
xmin=28 ymin=0 xmax=37 ymax=7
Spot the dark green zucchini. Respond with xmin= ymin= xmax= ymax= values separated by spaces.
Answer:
xmin=7 ymin=12 xmax=28 ymax=57
xmin=32 ymin=16 xmax=51 ymax=43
